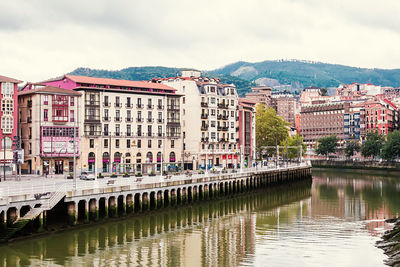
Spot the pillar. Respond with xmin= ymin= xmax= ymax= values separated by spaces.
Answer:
xmin=67 ymin=202 xmax=77 ymax=225
xmin=84 ymin=201 xmax=89 ymax=223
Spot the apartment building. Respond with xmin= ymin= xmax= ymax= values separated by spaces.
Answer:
xmin=244 ymin=86 xmax=272 ymax=108
xmin=42 ymin=75 xmax=182 ymax=175
xmin=300 ymin=102 xmax=350 ymax=149
xmin=18 ymin=84 xmax=81 ymax=174
xmin=238 ymin=99 xmax=256 ymax=167
xmin=364 ymin=98 xmax=399 ymax=136
xmin=344 ymin=103 xmax=365 ymax=142
xmin=153 ymin=70 xmax=240 ymax=170
xmin=0 ymin=75 xmax=21 ymax=173
xmin=271 ymin=92 xmax=296 ymax=126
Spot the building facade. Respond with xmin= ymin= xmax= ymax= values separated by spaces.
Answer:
xmin=238 ymin=99 xmax=256 ymax=167
xmin=364 ymin=98 xmax=399 ymax=136
xmin=0 ymin=75 xmax=21 ymax=173
xmin=300 ymin=102 xmax=349 ymax=150
xmin=154 ymin=70 xmax=241 ymax=170
xmin=244 ymin=86 xmax=272 ymax=108
xmin=271 ymin=92 xmax=296 ymax=126
xmin=42 ymin=75 xmax=182 ymax=175
xmin=18 ymin=84 xmax=81 ymax=174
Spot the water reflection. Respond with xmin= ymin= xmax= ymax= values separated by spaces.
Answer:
xmin=0 ymin=171 xmax=399 ymax=267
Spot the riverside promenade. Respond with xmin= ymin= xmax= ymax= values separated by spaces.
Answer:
xmin=0 ymin=162 xmax=311 ymax=242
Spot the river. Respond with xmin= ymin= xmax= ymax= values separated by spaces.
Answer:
xmin=0 ymin=169 xmax=398 ymax=266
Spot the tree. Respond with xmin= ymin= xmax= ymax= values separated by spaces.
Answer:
xmin=316 ymin=135 xmax=338 ymax=157
xmin=344 ymin=140 xmax=360 ymax=158
xmin=256 ymin=104 xmax=290 ymax=158
xmin=381 ymin=130 xmax=400 ymax=160
xmin=320 ymin=87 xmax=329 ymax=96
xmin=285 ymin=134 xmax=307 ymax=159
xmin=361 ymin=131 xmax=384 ymax=158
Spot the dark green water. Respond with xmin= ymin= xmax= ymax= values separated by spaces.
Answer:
xmin=0 ymin=170 xmax=399 ymax=266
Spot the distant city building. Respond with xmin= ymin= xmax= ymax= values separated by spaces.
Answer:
xmin=0 ymin=75 xmax=21 ymax=173
xmin=153 ymin=70 xmax=242 ymax=170
xmin=271 ymin=92 xmax=296 ymax=126
xmin=364 ymin=98 xmax=399 ymax=136
xmin=300 ymin=86 xmax=323 ymax=105
xmin=344 ymin=102 xmax=365 ymax=142
xmin=244 ymin=86 xmax=272 ymax=108
xmin=18 ymin=84 xmax=81 ymax=175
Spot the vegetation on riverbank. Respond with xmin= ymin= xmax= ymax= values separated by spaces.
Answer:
xmin=377 ymin=218 xmax=400 ymax=267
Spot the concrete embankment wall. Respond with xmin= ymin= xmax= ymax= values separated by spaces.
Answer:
xmin=0 ymin=166 xmax=312 ymax=242
xmin=311 ymin=160 xmax=400 ymax=171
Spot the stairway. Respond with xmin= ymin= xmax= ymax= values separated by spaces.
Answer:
xmin=1 ymin=184 xmax=67 ymax=242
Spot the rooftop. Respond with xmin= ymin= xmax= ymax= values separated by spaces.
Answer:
xmin=0 ymin=75 xmax=22 ymax=84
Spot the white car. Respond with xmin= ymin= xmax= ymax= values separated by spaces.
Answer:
xmin=80 ymin=172 xmax=95 ymax=180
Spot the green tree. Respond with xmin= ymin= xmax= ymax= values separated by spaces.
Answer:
xmin=316 ymin=135 xmax=338 ymax=157
xmin=344 ymin=140 xmax=361 ymax=158
xmin=361 ymin=131 xmax=384 ymax=158
xmin=381 ymin=130 xmax=400 ymax=160
xmin=256 ymin=104 xmax=290 ymax=158
xmin=285 ymin=134 xmax=307 ymax=159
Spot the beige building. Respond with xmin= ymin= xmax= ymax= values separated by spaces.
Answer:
xmin=153 ymin=70 xmax=240 ymax=170
xmin=271 ymin=92 xmax=297 ymax=126
xmin=18 ymin=84 xmax=81 ymax=175
xmin=41 ymin=75 xmax=182 ymax=175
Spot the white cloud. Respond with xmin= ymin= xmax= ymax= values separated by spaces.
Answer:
xmin=0 ymin=0 xmax=399 ymax=81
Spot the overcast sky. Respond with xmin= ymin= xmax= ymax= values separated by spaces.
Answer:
xmin=1 ymin=0 xmax=399 ymax=82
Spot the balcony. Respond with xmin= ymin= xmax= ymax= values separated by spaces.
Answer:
xmin=236 ymin=138 xmax=240 ymax=143
xmin=137 ymin=132 xmax=142 ymax=137
xmin=114 ymin=102 xmax=122 ymax=108
xmin=201 ymin=102 xmax=208 ymax=107
xmin=104 ymin=131 xmax=109 ymax=136
xmin=222 ymin=115 xmax=229 ymax=120
xmin=167 ymin=105 xmax=180 ymax=110
xmin=126 ymin=132 xmax=131 ymax=137
xmin=126 ymin=103 xmax=132 ymax=108
xmin=236 ymin=116 xmax=239 ymax=121
xmin=167 ymin=132 xmax=181 ymax=138
xmin=126 ymin=117 xmax=132 ymax=122
xmin=27 ymin=100 xmax=32 ymax=107
xmin=103 ymin=116 xmax=110 ymax=121
xmin=85 ymin=116 xmax=100 ymax=123
xmin=201 ymin=113 xmax=208 ymax=119
xmin=115 ymin=132 xmax=120 ymax=137
xmin=27 ymin=117 xmax=32 ymax=123
xmin=147 ymin=132 xmax=152 ymax=137
xmin=167 ymin=118 xmax=180 ymax=124
xmin=136 ymin=104 xmax=144 ymax=109
xmin=147 ymin=104 xmax=154 ymax=109
xmin=157 ymin=132 xmax=163 ymax=137
xmin=157 ymin=105 xmax=164 ymax=110
xmin=217 ymin=114 xmax=222 ymax=120
xmin=85 ymin=100 xmax=100 ymax=106
xmin=84 ymin=130 xmax=101 ymax=136
xmin=157 ymin=118 xmax=164 ymax=123
xmin=114 ymin=117 xmax=121 ymax=122
xmin=137 ymin=118 xmax=143 ymax=123
xmin=236 ymin=127 xmax=239 ymax=132
xmin=201 ymin=137 xmax=209 ymax=142
xmin=201 ymin=125 xmax=209 ymax=131
xmin=220 ymin=138 xmax=228 ymax=142
xmin=103 ymin=102 xmax=110 ymax=107
xmin=147 ymin=118 xmax=154 ymax=123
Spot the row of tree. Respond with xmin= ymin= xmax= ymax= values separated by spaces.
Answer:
xmin=255 ymin=104 xmax=306 ymax=159
xmin=316 ymin=131 xmax=400 ymax=160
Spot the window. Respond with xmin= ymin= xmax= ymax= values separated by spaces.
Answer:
xmin=70 ymin=110 xmax=74 ymax=122
xmin=211 ymin=97 xmax=215 ymax=104
xmin=183 ymin=97 xmax=185 ymax=104
xmin=104 ymin=124 xmax=108 ymax=135
xmin=137 ymin=125 xmax=142 ymax=136
xmin=52 ymin=95 xmax=68 ymax=122
xmin=171 ymin=140 xmax=174 ymax=148
xmin=1 ymin=136 xmax=12 ymax=149
xmin=116 ymin=110 xmax=120 ymax=118
xmin=90 ymin=139 xmax=94 ymax=148
xmin=115 ymin=139 xmax=119 ymax=148
xmin=44 ymin=95 xmax=48 ymax=105
xmin=44 ymin=109 xmax=48 ymax=121
xmin=158 ymin=99 xmax=162 ymax=108
xmin=138 ymin=111 xmax=142 ymax=120
xmin=148 ymin=125 xmax=152 ymax=136
xmin=158 ymin=126 xmax=162 ymax=136
xmin=116 ymin=96 xmax=120 ymax=105
xmin=104 ymin=139 xmax=108 ymax=148
xmin=115 ymin=124 xmax=120 ymax=135
xmin=158 ymin=140 xmax=162 ymax=148
xmin=127 ymin=97 xmax=131 ymax=106
xmin=127 ymin=139 xmax=131 ymax=148
xmin=211 ymin=109 xmax=216 ymax=116
xmin=1 ymin=98 xmax=13 ymax=115
xmin=70 ymin=97 xmax=74 ymax=106
xmin=1 ymin=116 xmax=13 ymax=134
xmin=1 ymin=82 xmax=13 ymax=96
xmin=104 ymin=95 xmax=109 ymax=105
xmin=137 ymin=139 xmax=141 ymax=148
xmin=127 ymin=110 xmax=131 ymax=119
xmin=137 ymin=98 xmax=142 ymax=106
xmin=127 ymin=125 xmax=131 ymax=135
xmin=148 ymin=139 xmax=152 ymax=148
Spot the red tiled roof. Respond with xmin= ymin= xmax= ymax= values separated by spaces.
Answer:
xmin=0 ymin=75 xmax=22 ymax=83
xmin=18 ymin=86 xmax=82 ymax=96
xmin=66 ymin=75 xmax=175 ymax=91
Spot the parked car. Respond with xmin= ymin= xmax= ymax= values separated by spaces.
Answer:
xmin=80 ymin=172 xmax=95 ymax=180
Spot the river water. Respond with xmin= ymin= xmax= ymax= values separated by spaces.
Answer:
xmin=0 ymin=169 xmax=399 ymax=267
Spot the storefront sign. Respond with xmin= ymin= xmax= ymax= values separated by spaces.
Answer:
xmin=42 ymin=141 xmax=75 ymax=154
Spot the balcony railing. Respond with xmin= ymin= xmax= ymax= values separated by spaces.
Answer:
xmin=167 ymin=118 xmax=180 ymax=123
xmin=157 ymin=133 xmax=163 ymax=137
xmin=157 ymin=118 xmax=164 ymax=123
xmin=222 ymin=115 xmax=229 ymax=120
xmin=201 ymin=102 xmax=208 ymax=107
xmin=136 ymin=104 xmax=144 ymax=109
xmin=157 ymin=105 xmax=164 ymax=110
xmin=147 ymin=132 xmax=152 ymax=137
xmin=85 ymin=130 xmax=101 ymax=136
xmin=137 ymin=118 xmax=143 ymax=123
xmin=236 ymin=117 xmax=239 ymax=121
xmin=201 ymin=113 xmax=208 ymax=119
xmin=126 ymin=132 xmax=132 ymax=137
xmin=126 ymin=117 xmax=132 ymax=122
xmin=115 ymin=132 xmax=120 ymax=137
xmin=103 ymin=102 xmax=110 ymax=107
xmin=147 ymin=104 xmax=154 ymax=109
xmin=27 ymin=117 xmax=32 ymax=123
xmin=201 ymin=125 xmax=209 ymax=131
xmin=104 ymin=131 xmax=109 ymax=136
xmin=85 ymin=100 xmax=100 ymax=106
xmin=114 ymin=117 xmax=121 ymax=122
xmin=167 ymin=105 xmax=180 ymax=110
xmin=126 ymin=103 xmax=132 ymax=108
xmin=103 ymin=116 xmax=110 ymax=121
xmin=201 ymin=137 xmax=209 ymax=142
xmin=147 ymin=118 xmax=154 ymax=123
xmin=27 ymin=100 xmax=32 ymax=107
xmin=114 ymin=103 xmax=121 ymax=108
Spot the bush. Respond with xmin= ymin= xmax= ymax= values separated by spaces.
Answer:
xmin=98 ymin=173 xmax=104 ymax=178
xmin=149 ymin=171 xmax=156 ymax=176
xmin=163 ymin=171 xmax=168 ymax=176
xmin=135 ymin=172 xmax=142 ymax=177
xmin=110 ymin=174 xmax=117 ymax=178
xmin=123 ymin=173 xmax=130 ymax=178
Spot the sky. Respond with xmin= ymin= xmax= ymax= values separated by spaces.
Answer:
xmin=1 ymin=0 xmax=400 ymax=82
